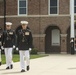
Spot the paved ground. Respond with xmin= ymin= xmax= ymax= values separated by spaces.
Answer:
xmin=0 ymin=54 xmax=76 ymax=75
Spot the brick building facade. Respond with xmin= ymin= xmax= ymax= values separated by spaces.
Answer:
xmin=0 ymin=0 xmax=76 ymax=54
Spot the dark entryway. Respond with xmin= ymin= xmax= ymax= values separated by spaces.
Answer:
xmin=45 ymin=26 xmax=61 ymax=53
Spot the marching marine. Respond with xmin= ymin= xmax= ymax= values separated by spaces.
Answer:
xmin=1 ymin=22 xmax=16 ymax=69
xmin=16 ymin=21 xmax=33 ymax=72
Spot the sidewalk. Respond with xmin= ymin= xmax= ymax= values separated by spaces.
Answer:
xmin=0 ymin=54 xmax=76 ymax=75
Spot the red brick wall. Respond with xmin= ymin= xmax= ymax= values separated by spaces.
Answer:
xmin=28 ymin=0 xmax=40 ymax=15
xmin=0 ymin=2 xmax=4 ymax=16
xmin=0 ymin=18 xmax=4 ymax=29
xmin=59 ymin=0 xmax=70 ymax=14
xmin=40 ymin=0 xmax=48 ymax=15
xmin=40 ymin=16 xmax=70 ymax=34
xmin=6 ymin=0 xmax=17 ymax=15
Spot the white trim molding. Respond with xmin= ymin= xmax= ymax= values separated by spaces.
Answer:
xmin=60 ymin=34 xmax=67 ymax=37
xmin=33 ymin=34 xmax=46 ymax=37
xmin=0 ymin=16 xmax=4 ymax=18
xmin=0 ymin=14 xmax=70 ymax=18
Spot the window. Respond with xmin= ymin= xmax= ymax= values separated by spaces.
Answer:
xmin=18 ymin=0 xmax=27 ymax=15
xmin=52 ymin=29 xmax=60 ymax=46
xmin=49 ymin=0 xmax=59 ymax=14
xmin=74 ymin=0 xmax=76 ymax=13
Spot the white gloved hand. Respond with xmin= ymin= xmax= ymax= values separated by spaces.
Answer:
xmin=1 ymin=46 xmax=4 ymax=50
xmin=29 ymin=48 xmax=32 ymax=51
xmin=13 ymin=45 xmax=15 ymax=48
xmin=16 ymin=48 xmax=18 ymax=51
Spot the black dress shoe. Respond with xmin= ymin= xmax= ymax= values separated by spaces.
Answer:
xmin=6 ymin=67 xmax=9 ymax=69
xmin=10 ymin=64 xmax=13 ymax=69
xmin=27 ymin=66 xmax=30 ymax=71
xmin=21 ymin=69 xmax=25 ymax=72
xmin=0 ymin=62 xmax=1 ymax=66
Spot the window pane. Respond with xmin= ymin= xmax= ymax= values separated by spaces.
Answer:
xmin=74 ymin=7 xmax=76 ymax=13
xmin=19 ymin=8 xmax=26 ymax=14
xmin=19 ymin=1 xmax=26 ymax=7
xmin=50 ymin=7 xmax=57 ymax=14
xmin=50 ymin=0 xmax=57 ymax=6
xmin=74 ymin=0 xmax=76 ymax=5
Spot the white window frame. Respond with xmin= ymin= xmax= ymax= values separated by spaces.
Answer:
xmin=18 ymin=0 xmax=28 ymax=16
xmin=48 ymin=0 xmax=59 ymax=15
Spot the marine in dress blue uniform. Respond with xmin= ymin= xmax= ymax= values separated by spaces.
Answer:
xmin=16 ymin=21 xmax=33 ymax=72
xmin=2 ymin=22 xmax=16 ymax=69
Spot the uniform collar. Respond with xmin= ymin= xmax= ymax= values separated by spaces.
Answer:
xmin=22 ymin=29 xmax=27 ymax=32
xmin=7 ymin=29 xmax=11 ymax=32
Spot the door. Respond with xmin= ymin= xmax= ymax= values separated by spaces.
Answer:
xmin=45 ymin=26 xmax=61 ymax=53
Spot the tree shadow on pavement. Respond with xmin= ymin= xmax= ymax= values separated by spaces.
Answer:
xmin=2 ymin=71 xmax=23 ymax=75
xmin=68 ymin=67 xmax=76 ymax=70
xmin=0 ymin=69 xmax=6 ymax=71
